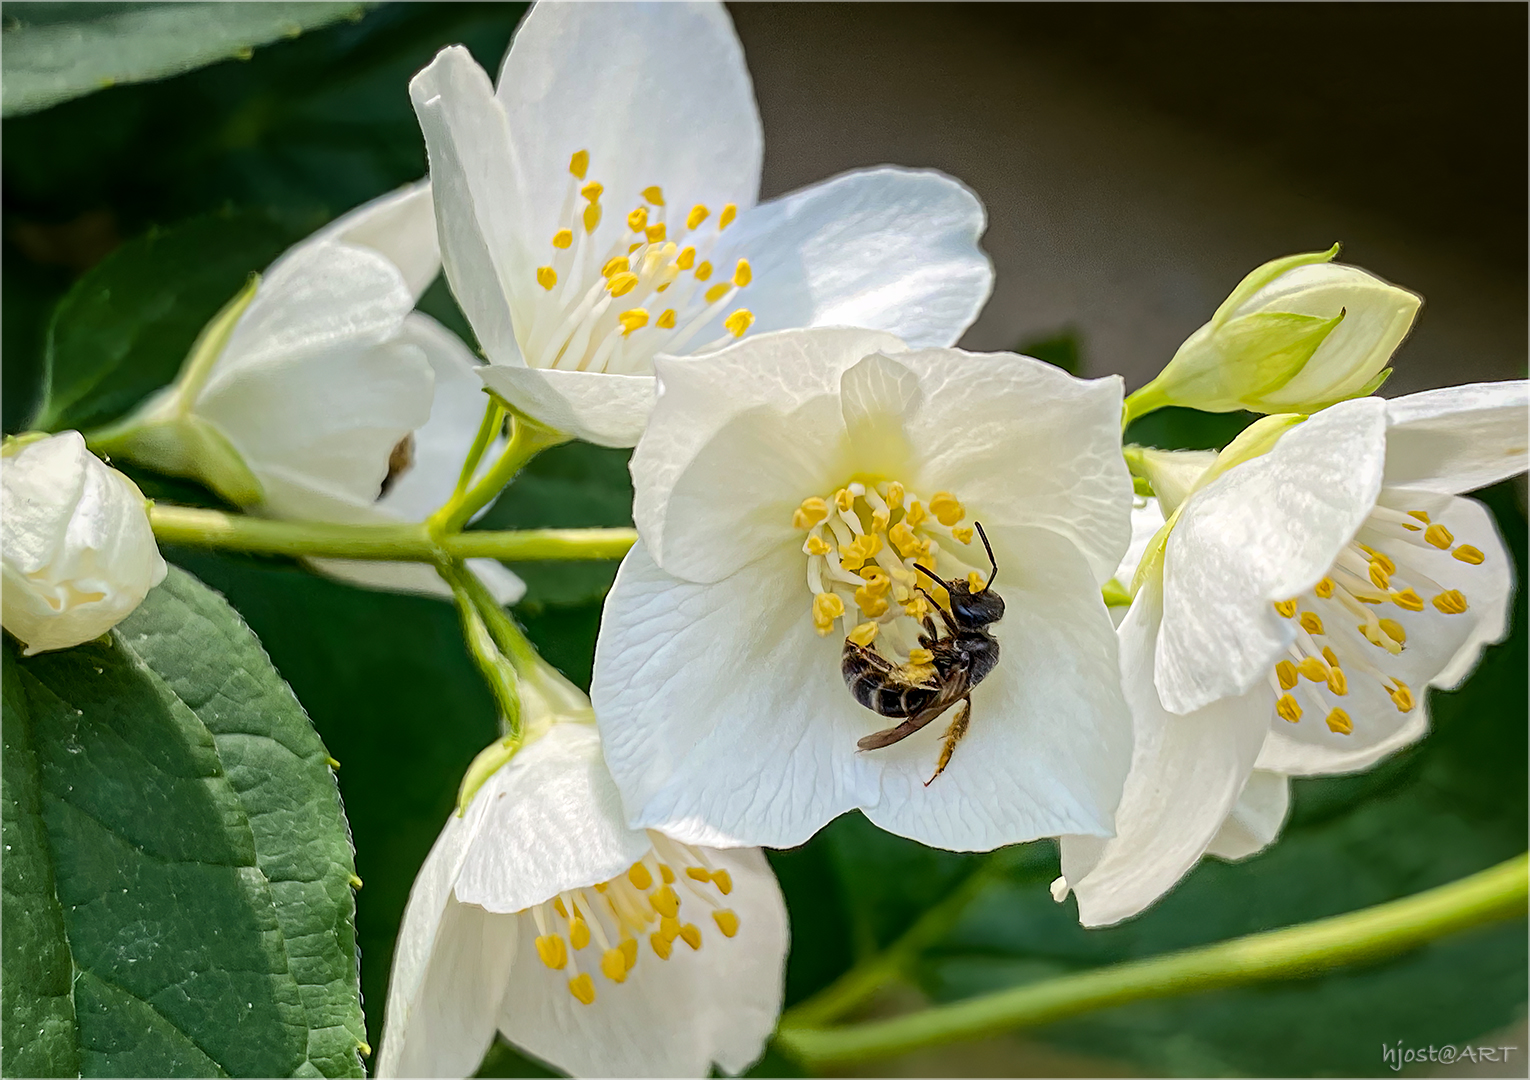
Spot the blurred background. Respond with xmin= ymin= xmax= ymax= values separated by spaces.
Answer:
xmin=4 ymin=4 xmax=1525 ymax=1077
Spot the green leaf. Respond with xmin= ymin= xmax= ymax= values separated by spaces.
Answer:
xmin=33 ymin=208 xmax=310 ymax=435
xmin=2 ymin=566 xmax=365 ymax=1077
xmin=1015 ymin=328 xmax=1083 ymax=376
xmin=1 ymin=3 xmax=369 ymax=119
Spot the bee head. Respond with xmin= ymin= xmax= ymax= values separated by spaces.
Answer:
xmin=948 ymin=580 xmax=1005 ymax=627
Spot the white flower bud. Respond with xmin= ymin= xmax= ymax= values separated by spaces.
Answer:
xmin=2 ymin=432 xmax=167 ymax=654
xmin=1131 ymin=246 xmax=1421 ymax=416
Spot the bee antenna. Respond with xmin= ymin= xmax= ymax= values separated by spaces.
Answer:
xmin=913 ymin=562 xmax=945 ymax=587
xmin=975 ymin=521 xmax=998 ymax=588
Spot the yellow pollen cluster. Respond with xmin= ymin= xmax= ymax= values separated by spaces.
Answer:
xmin=1266 ymin=503 xmax=1484 ymax=737
xmin=521 ymin=150 xmax=755 ymax=375
xmin=528 ymin=838 xmax=739 ymax=1007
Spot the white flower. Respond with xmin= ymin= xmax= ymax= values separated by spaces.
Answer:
xmin=1056 ymin=381 xmax=1527 ymax=926
xmin=98 ymin=183 xmax=522 ymax=604
xmin=1129 ymin=247 xmax=1421 ymax=416
xmin=589 ymin=327 xmax=1134 ymax=851
xmin=2 ymin=431 xmax=167 ymax=654
xmin=408 ymin=1 xmax=993 ymax=448
xmin=376 ymin=713 xmax=787 ymax=1078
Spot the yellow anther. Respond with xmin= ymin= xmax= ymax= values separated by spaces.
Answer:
xmin=594 ymin=883 xmax=607 ymax=892
xmin=884 ymin=482 xmax=905 ymax=509
xmin=805 ymin=535 xmax=832 ymax=556
xmin=929 ymin=492 xmax=965 ymax=527
xmin=812 ymin=592 xmax=845 ymax=634
xmin=650 ymin=885 xmax=680 ymax=919
xmin=659 ymin=915 xmax=680 ymax=941
xmin=659 ymin=864 xmax=675 ymax=884
xmin=908 ymin=647 xmax=935 ymax=666
xmin=794 ymin=496 xmax=829 ymax=529
xmin=552 ymin=228 xmax=573 ymax=249
xmin=629 ymin=241 xmax=643 ymax=254
xmin=733 ymin=259 xmax=752 ymax=287
xmin=686 ymin=204 xmax=709 ymax=230
xmin=1390 ymin=588 xmax=1424 ymax=612
xmin=719 ymin=203 xmax=737 ymax=229
xmin=1359 ymin=622 xmax=1402 ymax=655
xmin=861 ymin=565 xmax=890 ymax=588
xmin=535 ymin=935 xmax=568 ymax=970
xmin=642 ymin=185 xmax=665 ymax=206
xmin=889 ymin=521 xmax=927 ymax=559
xmin=871 ymin=507 xmax=891 ymax=532
xmin=1276 ymin=659 xmax=1298 ymax=690
xmin=1368 ymin=561 xmax=1391 ymax=589
xmin=903 ymin=594 xmax=931 ymax=621
xmin=580 ymin=180 xmax=603 ymax=201
xmin=652 ymin=308 xmax=677 ymax=330
xmin=619 ymin=309 xmax=650 ymax=336
xmin=713 ymin=910 xmax=740 ymax=938
xmin=628 ymin=862 xmax=653 ymax=890
xmin=553 ymin=897 xmax=568 ymax=918
xmin=679 ymin=923 xmax=703 ymax=950
xmin=686 ymin=866 xmax=711 ymax=882
xmin=1424 ymin=524 xmax=1454 ymax=549
xmin=568 ymin=974 xmax=596 ymax=1005
xmin=834 ymin=488 xmax=855 ymax=512
xmin=583 ymin=201 xmax=603 ymax=233
xmin=1362 ymin=546 xmax=1396 ymax=574
xmin=1326 ymin=708 xmax=1353 ymax=735
xmin=705 ymin=282 xmax=731 ymax=304
xmin=601 ymin=948 xmax=628 ymax=983
xmin=1408 ymin=510 xmax=1431 ymax=523
xmin=607 ymin=272 xmax=639 ymax=297
xmin=952 ymin=526 xmax=975 ymax=544
xmin=627 ymin=206 xmax=649 ymax=232
xmin=694 ymin=260 xmax=713 ymax=281
xmin=847 ymin=621 xmax=878 ymax=647
xmin=1389 ymin=681 xmax=1415 ymax=713
xmin=1378 ymin=618 xmax=1406 ymax=644
xmin=1322 ymin=646 xmax=1341 ymax=668
xmin=724 ymin=309 xmax=754 ymax=337
xmin=537 ymin=266 xmax=557 ymax=290
xmin=650 ymin=932 xmax=673 ymax=959
xmin=905 ymin=501 xmax=928 ymax=527
xmin=1276 ymin=694 xmax=1302 ymax=723
xmin=1273 ymin=599 xmax=1298 ymax=618
xmin=1453 ymin=545 xmax=1485 ymax=565
xmin=1327 ymin=667 xmax=1348 ymax=696
xmin=621 ymin=937 xmax=638 ymax=968
xmin=1433 ymin=590 xmax=1469 ymax=615
xmin=853 ymin=588 xmax=888 ymax=618
xmin=601 ymin=256 xmax=630 ymax=279
xmin=840 ymin=533 xmax=882 ymax=570
xmin=1315 ymin=577 xmax=1336 ymax=599
xmin=569 ymin=150 xmax=590 ymax=179
xmin=676 ymin=246 xmax=696 ymax=270
xmin=711 ymin=869 xmax=733 ymax=895
xmin=1297 ymin=657 xmax=1328 ymax=682
xmin=568 ymin=918 xmax=590 ymax=950
xmin=646 ymin=223 xmax=667 ymax=243
xmin=1298 ymin=612 xmax=1324 ymax=635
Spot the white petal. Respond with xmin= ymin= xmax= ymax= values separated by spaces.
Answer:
xmin=376 ymin=793 xmax=518 ymax=1079
xmin=1157 ymin=397 xmax=1388 ymax=714
xmin=710 ymin=167 xmax=991 ymax=348
xmin=1407 ymin=494 xmax=1514 ymax=689
xmin=1115 ymin=498 xmax=1167 ymax=585
xmin=410 ymin=46 xmax=527 ymax=366
xmin=1057 ymin=576 xmax=1269 ymax=927
xmin=593 ymin=530 xmax=1131 ymax=852
xmin=1256 ymin=708 xmax=1429 ymax=777
xmin=1204 ymin=769 xmax=1291 ymax=861
xmin=897 ymin=347 xmax=1133 ymax=584
xmin=455 ymin=722 xmax=651 ymax=914
xmin=1382 ymin=380 xmax=1530 ymax=495
xmin=479 ymin=364 xmax=655 ymax=448
xmin=304 ymin=180 xmax=441 ymax=301
xmin=494 ymin=1 xmax=761 ymax=249
xmin=497 ymin=847 xmax=786 ymax=1078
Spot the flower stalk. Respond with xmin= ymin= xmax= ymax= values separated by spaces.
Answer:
xmin=430 ymin=408 xmax=568 ymax=534
xmin=775 ymin=852 xmax=1528 ymax=1069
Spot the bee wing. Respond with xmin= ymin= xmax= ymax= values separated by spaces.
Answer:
xmin=856 ymin=665 xmax=973 ymax=751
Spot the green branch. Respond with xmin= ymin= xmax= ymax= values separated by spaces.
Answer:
xmin=776 ymin=852 xmax=1528 ymax=1068
xmin=148 ymin=505 xmax=636 ymax=563
xmin=430 ymin=410 xmax=568 ymax=534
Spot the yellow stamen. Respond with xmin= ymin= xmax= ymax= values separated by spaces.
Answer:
xmin=607 ymin=272 xmax=639 ymax=297
xmin=552 ymin=228 xmax=573 ymax=249
xmin=687 ymin=204 xmax=709 ymax=229
xmin=733 ymin=259 xmax=752 ymax=287
xmin=646 ymin=223 xmax=666 ymax=243
xmin=685 ymin=866 xmax=711 ymax=883
xmin=1276 ymin=659 xmax=1299 ymax=690
xmin=835 ymin=488 xmax=855 ymax=512
xmin=583 ymin=202 xmax=602 ymax=233
xmin=853 ymin=587 xmax=888 ymax=618
xmin=601 ymin=948 xmax=628 ymax=983
xmin=1276 ymin=694 xmax=1302 ymax=723
xmin=536 ymin=266 xmax=557 ymax=290
xmin=642 ymin=185 xmax=665 ymax=206
xmin=660 ymin=863 xmax=675 ymax=884
xmin=568 ymin=973 xmax=595 ymax=1005
xmin=655 ymin=308 xmax=677 ymax=329
xmin=711 ymin=869 xmax=733 ymax=895
xmin=1315 ymin=577 xmax=1336 ymax=599
xmin=805 ymin=535 xmax=832 ymax=557
xmin=627 ymin=206 xmax=648 ymax=232
xmin=1378 ymin=618 xmax=1406 ymax=644
xmin=621 ymin=938 xmax=638 ymax=968
xmin=1298 ymin=612 xmax=1324 ymax=635
xmin=812 ymin=592 xmax=845 ymax=635
xmin=650 ymin=933 xmax=672 ymax=959
xmin=1433 ymin=590 xmax=1469 ymax=615
xmin=1390 ymin=588 xmax=1424 ymax=612
xmin=1322 ymin=646 xmax=1341 ymax=668
xmin=1274 ymin=599 xmax=1298 ymax=618
xmin=619 ymin=309 xmax=650 ymax=336
xmin=628 ymin=863 xmax=653 ymax=890
xmin=908 ymin=647 xmax=935 ymax=665
xmin=713 ymin=910 xmax=740 ymax=938
xmin=1327 ymin=667 xmax=1348 ymax=696
xmin=952 ymin=526 xmax=975 ymax=544
xmin=580 ymin=180 xmax=603 ymax=201
xmin=679 ymin=923 xmax=703 ymax=950
xmin=676 ymin=246 xmax=696 ymax=270
xmin=870 ymin=507 xmax=891 ymax=532
xmin=719 ymin=203 xmax=737 ymax=229
xmin=1368 ymin=561 xmax=1391 ymax=589
xmin=888 ymin=521 xmax=927 ymax=559
xmin=724 ymin=309 xmax=754 ymax=337
xmin=705 ymin=282 xmax=731 ymax=304
xmin=569 ymin=918 xmax=590 ymax=950
xmin=569 ymin=150 xmax=590 ymax=179
xmin=650 ymin=885 xmax=680 ymax=919
xmin=535 ymin=935 xmax=567 ymax=970
xmin=1326 ymin=708 xmax=1353 ymax=735
xmin=929 ymin=492 xmax=965 ymax=527
xmin=1389 ymin=681 xmax=1415 ymax=713
xmin=967 ymin=571 xmax=985 ymax=592
xmin=1424 ymin=524 xmax=1454 ymax=549
xmin=885 ymin=482 xmax=905 ymax=508
xmin=601 ymin=256 xmax=630 ymax=279
xmin=794 ymin=496 xmax=829 ymax=529
xmin=1297 ymin=657 xmax=1327 ymax=682
xmin=1363 ymin=547 xmax=1396 ymax=574
xmin=553 ymin=897 xmax=568 ymax=918
xmin=1408 ymin=510 xmax=1431 ymax=523
xmin=1453 ymin=545 xmax=1485 ymax=565
xmin=905 ymin=501 xmax=928 ymax=527
xmin=694 ymin=260 xmax=713 ymax=281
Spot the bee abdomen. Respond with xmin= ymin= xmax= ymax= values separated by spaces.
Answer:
xmin=842 ymin=643 xmax=938 ymax=718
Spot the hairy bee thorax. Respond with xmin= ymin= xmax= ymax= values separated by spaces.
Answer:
xmin=792 ymin=477 xmax=988 ymax=662
xmin=519 ymin=150 xmax=756 ymax=376
xmin=526 ymin=832 xmax=740 ymax=1006
xmin=1265 ymin=503 xmax=1485 ymax=737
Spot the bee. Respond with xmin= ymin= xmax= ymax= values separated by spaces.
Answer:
xmin=841 ymin=522 xmax=1004 ymax=784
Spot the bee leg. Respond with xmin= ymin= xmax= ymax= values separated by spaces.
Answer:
xmin=918 ymin=614 xmax=940 ymax=648
xmin=924 ymin=696 xmax=972 ymax=786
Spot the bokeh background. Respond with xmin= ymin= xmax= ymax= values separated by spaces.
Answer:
xmin=4 ymin=4 xmax=1525 ymax=1076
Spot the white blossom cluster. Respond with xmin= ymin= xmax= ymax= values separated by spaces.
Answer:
xmin=2 ymin=4 xmax=1525 ymax=1078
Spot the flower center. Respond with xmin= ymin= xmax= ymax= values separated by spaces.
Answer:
xmin=521 ymin=150 xmax=755 ymax=375
xmin=527 ymin=831 xmax=738 ymax=1006
xmin=793 ymin=479 xmax=982 ymax=660
xmin=1267 ymin=505 xmax=1483 ymax=734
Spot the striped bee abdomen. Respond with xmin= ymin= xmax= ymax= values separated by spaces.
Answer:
xmin=841 ymin=641 xmax=940 ymax=718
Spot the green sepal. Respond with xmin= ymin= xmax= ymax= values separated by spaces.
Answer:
xmin=1220 ymin=307 xmax=1348 ymax=403
xmin=1210 ymin=243 xmax=1341 ymax=328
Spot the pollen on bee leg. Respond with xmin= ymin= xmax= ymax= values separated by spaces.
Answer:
xmin=1326 ymin=708 xmax=1353 ymax=735
xmin=1433 ymin=590 xmax=1468 ymax=614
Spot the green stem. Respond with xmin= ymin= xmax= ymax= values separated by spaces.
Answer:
xmin=1120 ymin=383 xmax=1172 ymax=429
xmin=432 ymin=410 xmax=567 ymax=534
xmin=148 ymin=504 xmax=636 ymax=563
xmin=446 ymin=573 xmax=522 ymax=739
xmin=450 ymin=399 xmax=506 ymax=505
xmin=441 ymin=560 xmax=539 ymax=673
xmin=776 ymin=852 xmax=1528 ymax=1068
